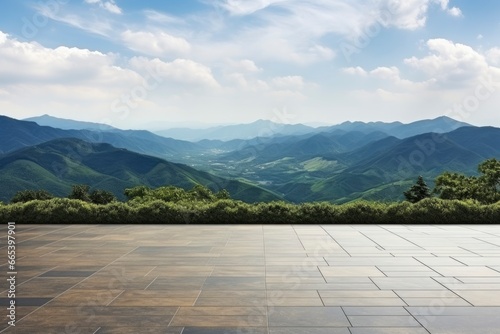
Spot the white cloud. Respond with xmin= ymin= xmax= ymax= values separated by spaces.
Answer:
xmin=220 ymin=0 xmax=287 ymax=15
xmin=404 ymin=38 xmax=490 ymax=87
xmin=229 ymin=59 xmax=261 ymax=72
xmin=486 ymin=47 xmax=500 ymax=66
xmin=144 ymin=10 xmax=185 ymax=24
xmin=0 ymin=32 xmax=140 ymax=86
xmin=343 ymin=66 xmax=368 ymax=76
xmin=129 ymin=57 xmax=219 ymax=88
xmin=271 ymin=76 xmax=305 ymax=89
xmin=210 ymin=0 xmax=460 ymax=64
xmin=370 ymin=66 xmax=401 ymax=81
xmin=122 ymin=30 xmax=191 ymax=57
xmin=84 ymin=0 xmax=122 ymax=14
xmin=434 ymin=0 xmax=462 ymax=17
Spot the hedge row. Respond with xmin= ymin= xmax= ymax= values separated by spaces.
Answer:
xmin=1 ymin=198 xmax=499 ymax=224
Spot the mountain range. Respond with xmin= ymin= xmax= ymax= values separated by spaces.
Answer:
xmin=0 ymin=137 xmax=278 ymax=202
xmin=1 ymin=114 xmax=498 ymax=204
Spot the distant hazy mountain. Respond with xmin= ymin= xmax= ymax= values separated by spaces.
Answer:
xmin=157 ymin=116 xmax=470 ymax=142
xmin=281 ymin=126 xmax=500 ymax=203
xmin=156 ymin=119 xmax=316 ymax=141
xmin=0 ymin=138 xmax=280 ymax=203
xmin=322 ymin=116 xmax=471 ymax=139
xmin=0 ymin=115 xmax=200 ymax=159
xmin=24 ymin=114 xmax=118 ymax=131
xmin=0 ymin=114 xmax=492 ymax=204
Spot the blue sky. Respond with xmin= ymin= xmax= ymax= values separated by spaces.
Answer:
xmin=0 ymin=0 xmax=499 ymax=129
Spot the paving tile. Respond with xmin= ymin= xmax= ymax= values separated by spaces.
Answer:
xmin=401 ymin=297 xmax=471 ymax=306
xmin=348 ymin=315 xmax=420 ymax=327
xmin=268 ymin=306 xmax=350 ymax=327
xmin=319 ymin=266 xmax=385 ymax=277
xmin=195 ymin=297 xmax=267 ymax=306
xmin=342 ymin=307 xmax=410 ymax=316
xmin=170 ymin=314 xmax=267 ymax=327
xmin=371 ymin=277 xmax=446 ymax=290
xmin=349 ymin=328 xmax=429 ymax=334
xmin=6 ymin=224 xmax=500 ymax=333
xmin=322 ymin=298 xmax=407 ymax=306
xmin=415 ymin=315 xmax=500 ymax=333
xmin=430 ymin=266 xmax=500 ymax=277
xmin=319 ymin=291 xmax=398 ymax=298
xmin=269 ymin=328 xmax=350 ymax=334
xmin=452 ymin=290 xmax=500 ymax=306
xmin=267 ymin=298 xmax=324 ymax=306
xmin=182 ymin=328 xmax=268 ymax=334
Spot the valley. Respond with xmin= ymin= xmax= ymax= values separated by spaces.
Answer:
xmin=1 ymin=114 xmax=499 ymax=204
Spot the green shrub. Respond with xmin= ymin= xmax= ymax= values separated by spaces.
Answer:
xmin=11 ymin=190 xmax=54 ymax=203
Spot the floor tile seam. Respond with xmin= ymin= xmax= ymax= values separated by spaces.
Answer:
xmin=14 ymin=244 xmax=143 ymax=322
xmin=15 ymin=224 xmax=84 ymax=245
xmin=374 ymin=265 xmax=389 ymax=277
xmin=377 ymin=226 xmax=426 ymax=250
xmin=427 ymin=276 xmax=474 ymax=306
xmin=4 ymin=265 xmax=59 ymax=292
xmin=340 ymin=306 xmax=353 ymax=327
xmin=413 ymin=257 xmax=448 ymax=277
xmin=193 ymin=266 xmax=215 ymax=306
xmin=32 ymin=226 xmax=100 ymax=249
xmin=448 ymin=256 xmax=469 ymax=266
xmin=319 ymin=225 xmax=351 ymax=257
xmin=456 ymin=245 xmax=484 ymax=257
xmin=462 ymin=226 xmax=500 ymax=239
xmin=404 ymin=307 xmax=432 ymax=334
xmin=487 ymin=266 xmax=500 ymax=274
xmin=105 ymin=290 xmax=125 ymax=306
xmin=357 ymin=231 xmax=387 ymax=251
xmin=166 ymin=306 xmax=181 ymax=327
xmin=144 ymin=276 xmax=159 ymax=290
xmin=38 ymin=246 xmax=70 ymax=258
xmin=143 ymin=266 xmax=157 ymax=277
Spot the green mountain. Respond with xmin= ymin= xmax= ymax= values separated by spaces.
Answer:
xmin=319 ymin=116 xmax=471 ymax=139
xmin=156 ymin=119 xmax=316 ymax=141
xmin=0 ymin=138 xmax=280 ymax=203
xmin=279 ymin=126 xmax=500 ymax=203
xmin=0 ymin=115 xmax=201 ymax=159
xmin=24 ymin=114 xmax=118 ymax=131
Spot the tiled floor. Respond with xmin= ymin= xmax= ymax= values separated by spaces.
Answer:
xmin=1 ymin=224 xmax=500 ymax=333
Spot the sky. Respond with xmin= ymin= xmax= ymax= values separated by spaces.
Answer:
xmin=0 ymin=0 xmax=500 ymax=129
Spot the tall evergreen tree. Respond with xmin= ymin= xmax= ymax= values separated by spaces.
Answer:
xmin=404 ymin=176 xmax=431 ymax=203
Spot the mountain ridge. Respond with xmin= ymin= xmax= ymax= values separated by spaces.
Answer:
xmin=0 ymin=138 xmax=280 ymax=203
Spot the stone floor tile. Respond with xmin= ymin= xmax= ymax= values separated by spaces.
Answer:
xmin=319 ymin=266 xmax=385 ymax=277
xmin=348 ymin=315 xmax=420 ymax=327
xmin=415 ymin=315 xmax=500 ymax=333
xmin=268 ymin=306 xmax=349 ymax=327
xmin=6 ymin=224 xmax=500 ymax=333
xmin=349 ymin=328 xmax=429 ymax=334
xmin=342 ymin=307 xmax=410 ymax=316
xmin=269 ymin=328 xmax=350 ymax=334
xmin=452 ymin=290 xmax=500 ymax=306
xmin=322 ymin=298 xmax=407 ymax=306
xmin=371 ymin=277 xmax=446 ymax=290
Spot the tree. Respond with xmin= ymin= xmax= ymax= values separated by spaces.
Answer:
xmin=216 ymin=189 xmax=231 ymax=200
xmin=68 ymin=184 xmax=91 ymax=202
xmin=434 ymin=158 xmax=500 ymax=204
xmin=11 ymin=190 xmax=54 ymax=203
xmin=189 ymin=185 xmax=215 ymax=201
xmin=124 ymin=186 xmax=150 ymax=201
xmin=404 ymin=176 xmax=431 ymax=203
xmin=89 ymin=190 xmax=116 ymax=205
xmin=478 ymin=158 xmax=500 ymax=201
